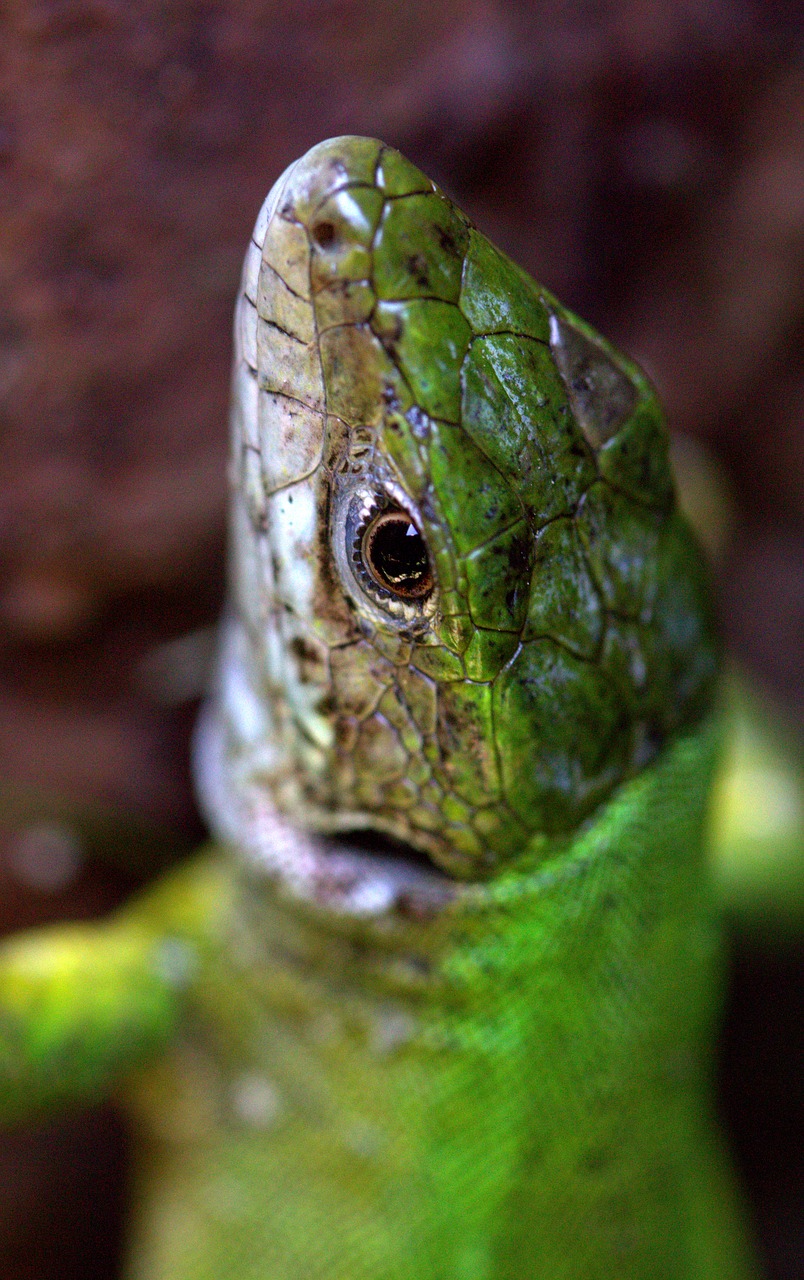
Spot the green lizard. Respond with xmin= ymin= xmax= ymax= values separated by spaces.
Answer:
xmin=0 ymin=135 xmax=774 ymax=1278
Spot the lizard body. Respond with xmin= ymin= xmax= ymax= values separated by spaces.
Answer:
xmin=0 ymin=137 xmax=759 ymax=1279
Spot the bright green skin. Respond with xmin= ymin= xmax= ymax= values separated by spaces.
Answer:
xmin=0 ymin=138 xmax=755 ymax=1279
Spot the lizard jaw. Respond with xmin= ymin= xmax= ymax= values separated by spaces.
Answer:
xmin=194 ymin=693 xmax=454 ymax=920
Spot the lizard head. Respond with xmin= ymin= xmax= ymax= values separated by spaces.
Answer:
xmin=198 ymin=136 xmax=718 ymax=884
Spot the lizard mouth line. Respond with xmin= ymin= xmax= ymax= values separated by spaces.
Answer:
xmin=331 ymin=828 xmax=443 ymax=874
xmin=239 ymin=797 xmax=457 ymax=918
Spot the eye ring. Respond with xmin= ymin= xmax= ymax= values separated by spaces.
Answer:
xmin=332 ymin=480 xmax=438 ymax=630
xmin=360 ymin=509 xmax=434 ymax=600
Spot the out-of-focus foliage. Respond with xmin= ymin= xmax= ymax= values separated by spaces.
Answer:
xmin=711 ymin=671 xmax=804 ymax=937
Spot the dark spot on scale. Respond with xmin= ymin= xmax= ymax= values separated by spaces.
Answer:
xmin=437 ymin=227 xmax=457 ymax=255
xmin=382 ymin=382 xmax=402 ymax=410
xmin=570 ymin=438 xmax=592 ymax=459
xmin=312 ymin=220 xmax=337 ymax=248
xmin=581 ymin=1146 xmax=613 ymax=1174
xmin=335 ymin=716 xmax=359 ymax=747
xmin=641 ymin=721 xmax=666 ymax=760
xmin=438 ymin=701 xmax=463 ymax=746
xmin=407 ymin=253 xmax=430 ymax=288
xmin=290 ymin=636 xmax=320 ymax=664
xmin=508 ymin=533 xmax=532 ymax=574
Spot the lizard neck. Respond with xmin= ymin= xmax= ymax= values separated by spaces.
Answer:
xmin=225 ymin=713 xmax=724 ymax=1012
xmin=131 ymin=716 xmax=755 ymax=1279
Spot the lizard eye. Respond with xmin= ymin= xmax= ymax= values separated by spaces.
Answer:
xmin=332 ymin=482 xmax=437 ymax=629
xmin=360 ymin=509 xmax=433 ymax=600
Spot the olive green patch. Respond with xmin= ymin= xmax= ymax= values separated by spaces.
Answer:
xmin=311 ymin=240 xmax=373 ymax=292
xmin=377 ymin=146 xmax=435 ymax=197
xmin=329 ymin=642 xmax=392 ymax=720
xmin=319 ymin=324 xmax=396 ymax=427
xmin=493 ymin=639 xmax=632 ymax=833
xmin=257 ymin=260 xmax=316 ymax=343
xmin=465 ymin=521 xmax=533 ymax=633
xmin=309 ymin=187 xmax=384 ymax=299
xmin=525 ymin=518 xmax=604 ymax=659
xmin=374 ymin=194 xmax=469 ymax=304
xmin=460 ymin=230 xmax=550 ymax=341
xmin=292 ymin=136 xmax=382 ymax=220
xmin=434 ymin=609 xmax=475 ymax=659
xmin=353 ymin=714 xmax=409 ymax=783
xmin=597 ymin=401 xmax=674 ymax=510
xmin=576 ymin=482 xmax=665 ymax=618
xmin=395 ymin=666 xmax=439 ymax=739
xmin=436 ymin=681 xmax=502 ymax=806
xmin=379 ymin=405 xmax=431 ymax=500
xmin=372 ymin=300 xmax=471 ymax=422
xmin=638 ymin=513 xmax=719 ymax=732
xmin=312 ymin=186 xmax=384 ymax=248
xmin=461 ymin=335 xmax=596 ymax=526
xmin=427 ymin=421 xmax=522 ymax=556
xmin=461 ymin=628 xmax=521 ymax=682
xmin=314 ymin=279 xmax=376 ymax=329
xmin=410 ymin=644 xmax=466 ymax=682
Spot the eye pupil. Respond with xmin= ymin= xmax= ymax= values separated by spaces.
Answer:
xmin=362 ymin=511 xmax=433 ymax=599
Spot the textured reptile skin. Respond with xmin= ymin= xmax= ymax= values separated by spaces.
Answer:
xmin=0 ymin=138 xmax=755 ymax=1280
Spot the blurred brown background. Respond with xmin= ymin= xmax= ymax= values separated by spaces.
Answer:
xmin=0 ymin=1 xmax=802 ymax=1276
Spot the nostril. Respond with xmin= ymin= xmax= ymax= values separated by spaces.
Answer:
xmin=312 ymin=220 xmax=337 ymax=248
